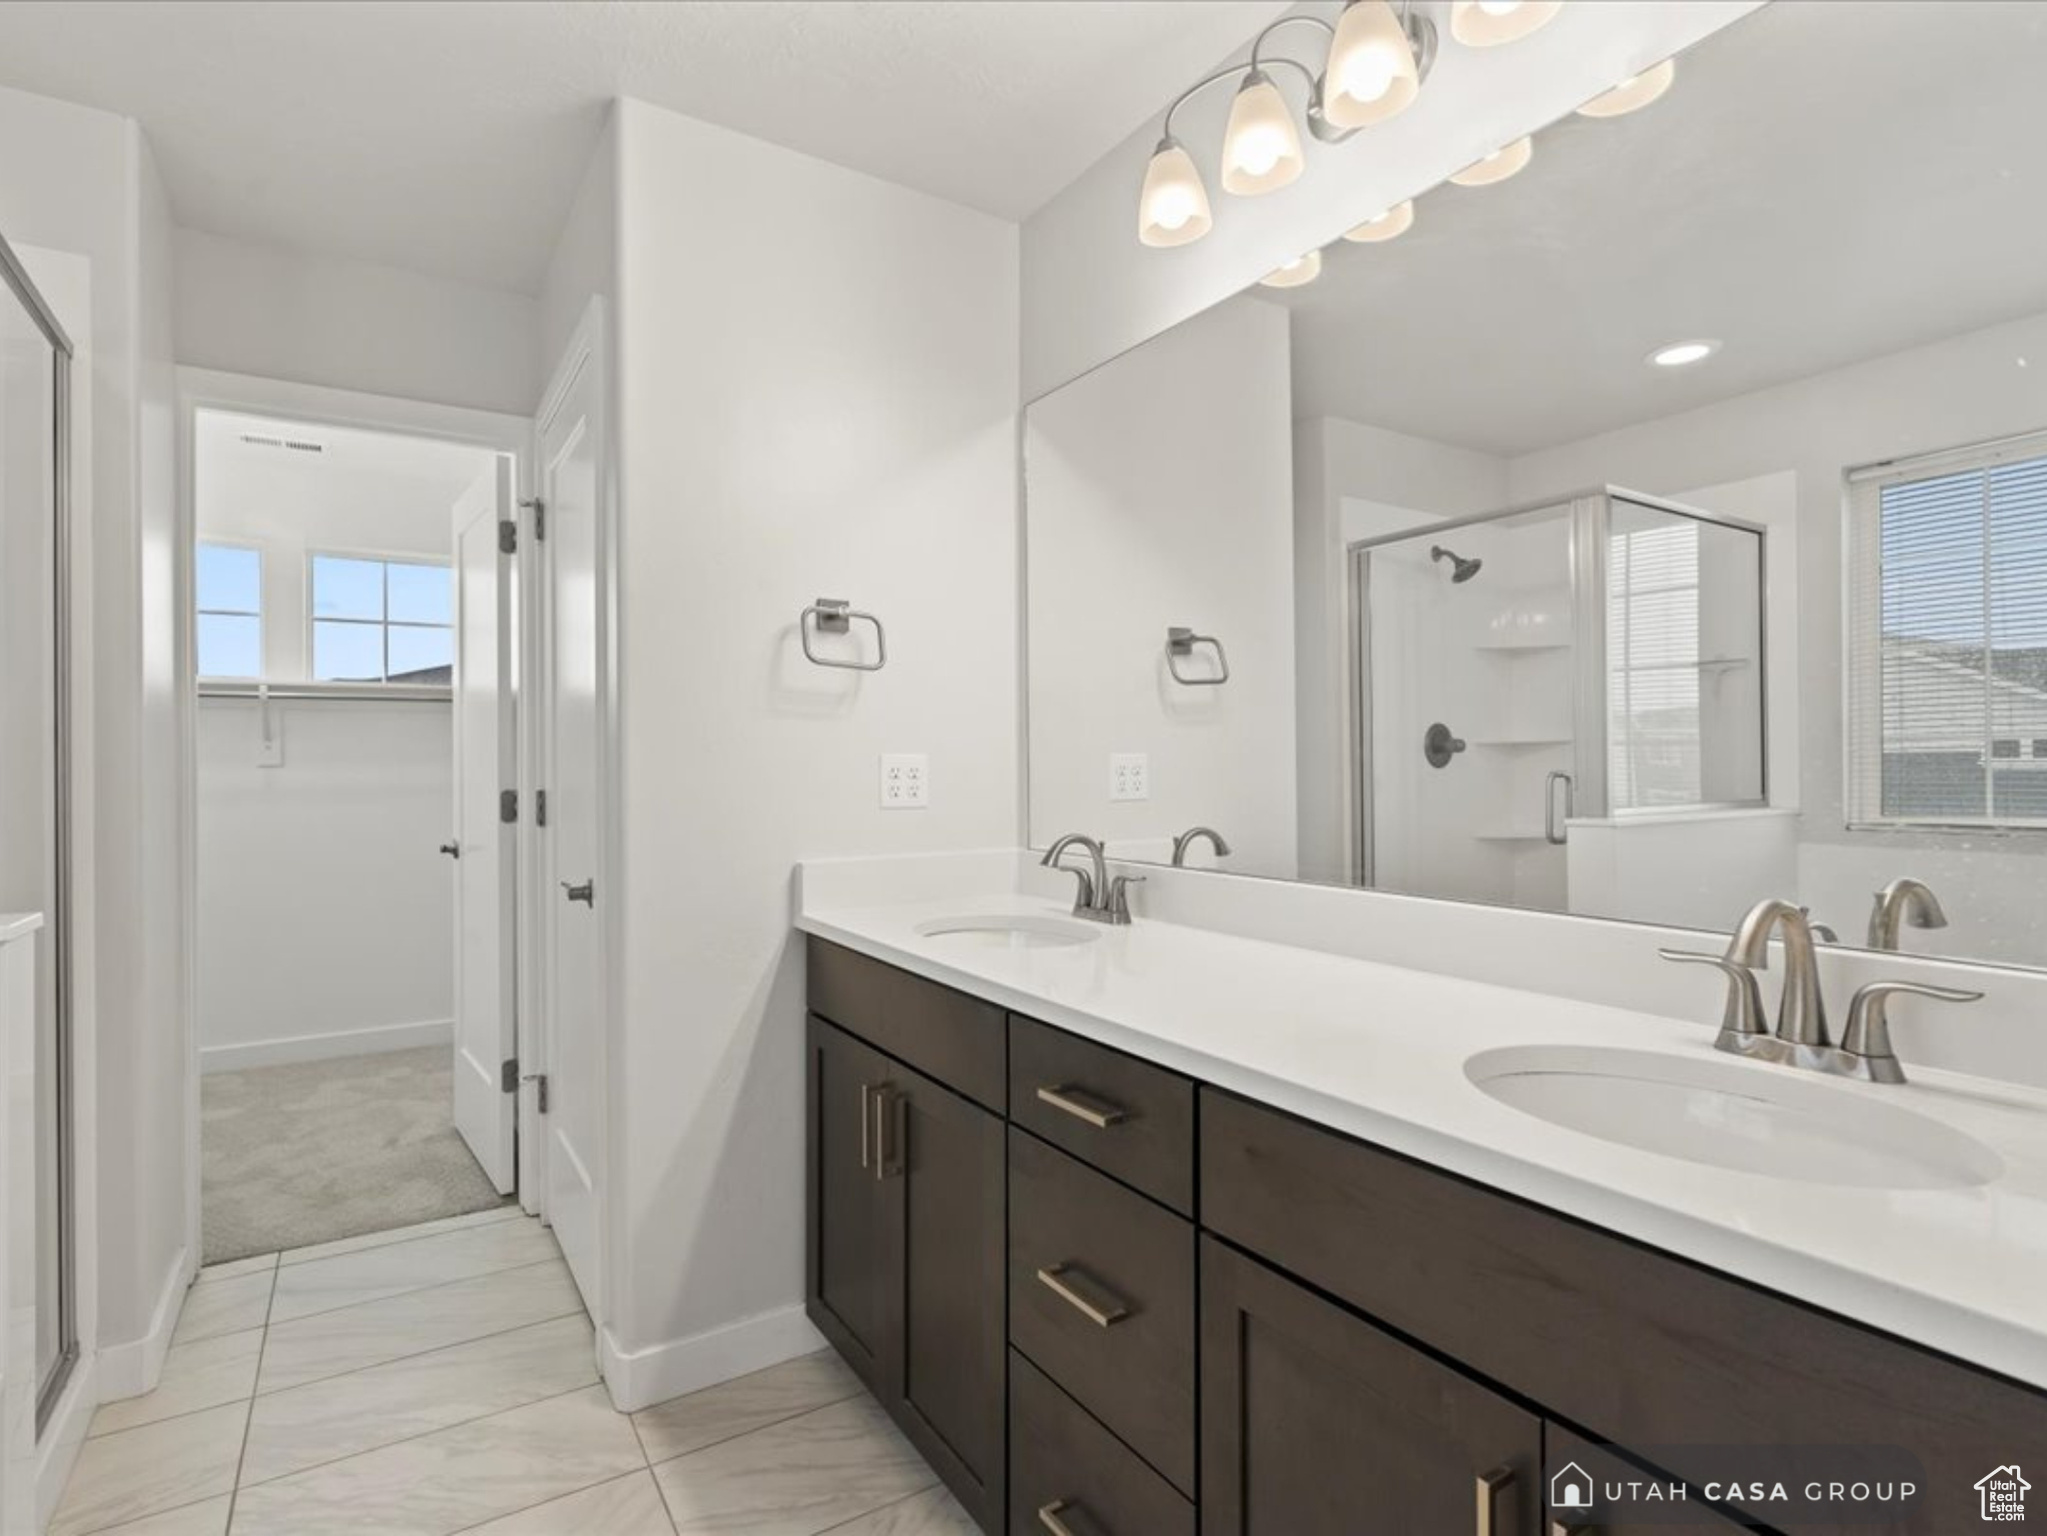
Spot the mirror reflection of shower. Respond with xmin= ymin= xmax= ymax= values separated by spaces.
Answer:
xmin=1430 ymin=544 xmax=1484 ymax=583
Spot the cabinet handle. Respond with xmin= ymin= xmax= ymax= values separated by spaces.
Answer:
xmin=872 ymin=1085 xmax=903 ymax=1180
xmin=1550 ymin=1523 xmax=1593 ymax=1536
xmin=1035 ymin=1084 xmax=1128 ymax=1129
xmin=1037 ymin=1500 xmax=1084 ymax=1536
xmin=1035 ymin=1264 xmax=1129 ymax=1327
xmin=1476 ymin=1465 xmax=1514 ymax=1536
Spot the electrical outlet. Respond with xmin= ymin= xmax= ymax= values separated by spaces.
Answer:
xmin=880 ymin=753 xmax=929 ymax=809
xmin=1110 ymin=752 xmax=1149 ymax=802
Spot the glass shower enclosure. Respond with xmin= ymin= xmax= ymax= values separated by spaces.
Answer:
xmin=1350 ymin=489 xmax=1766 ymax=914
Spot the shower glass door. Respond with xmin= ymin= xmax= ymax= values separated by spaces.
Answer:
xmin=1353 ymin=502 xmax=1585 ymax=912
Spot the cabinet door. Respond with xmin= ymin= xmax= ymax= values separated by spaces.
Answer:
xmin=893 ymin=1062 xmax=1006 ymax=1532
xmin=1202 ymin=1237 xmax=1542 ymax=1536
xmin=805 ymin=1016 xmax=895 ymax=1395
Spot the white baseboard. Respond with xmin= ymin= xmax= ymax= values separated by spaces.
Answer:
xmin=200 ymin=1017 xmax=453 ymax=1075
xmin=597 ymin=1304 xmax=826 ymax=1413
xmin=36 ymin=1352 xmax=96 ymax=1534
xmin=96 ymin=1244 xmax=193 ymax=1402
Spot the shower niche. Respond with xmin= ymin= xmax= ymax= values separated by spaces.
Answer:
xmin=1352 ymin=489 xmax=1766 ymax=916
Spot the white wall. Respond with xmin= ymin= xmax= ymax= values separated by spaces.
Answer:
xmin=607 ymin=96 xmax=1018 ymax=1406
xmin=1026 ymin=296 xmax=1297 ymax=877
xmin=1019 ymin=2 xmax=1761 ymax=399
xmin=174 ymin=228 xmax=540 ymax=416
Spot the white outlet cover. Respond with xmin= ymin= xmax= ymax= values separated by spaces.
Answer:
xmin=880 ymin=753 xmax=929 ymax=809
xmin=1110 ymin=752 xmax=1149 ymax=802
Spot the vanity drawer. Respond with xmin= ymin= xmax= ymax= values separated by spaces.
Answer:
xmin=1008 ymin=1015 xmax=1194 ymax=1215
xmin=1009 ymin=1350 xmax=1193 ymax=1536
xmin=806 ymin=938 xmax=1005 ymax=1111
xmin=1008 ymin=1127 xmax=1195 ymax=1495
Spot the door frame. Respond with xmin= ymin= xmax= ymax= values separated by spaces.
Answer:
xmin=173 ymin=367 xmax=533 ymax=1271
xmin=527 ymin=299 xmax=620 ymax=1348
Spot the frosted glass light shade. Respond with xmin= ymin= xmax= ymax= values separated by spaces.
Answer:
xmin=1137 ymin=137 xmax=1213 ymax=247
xmin=1450 ymin=0 xmax=1563 ymax=47
xmin=1221 ymin=71 xmax=1304 ymax=196
xmin=1448 ymin=135 xmax=1533 ymax=187
xmin=1343 ymin=199 xmax=1415 ymax=243
xmin=1259 ymin=250 xmax=1323 ymax=289
xmin=1323 ymin=1 xmax=1421 ymax=130
xmin=1577 ymin=57 xmax=1676 ymax=118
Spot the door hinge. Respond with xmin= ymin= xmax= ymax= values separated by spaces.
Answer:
xmin=499 ymin=789 xmax=518 ymax=824
xmin=501 ymin=1058 xmax=519 ymax=1093
xmin=536 ymin=789 xmax=548 ymax=827
xmin=520 ymin=496 xmax=546 ymax=541
xmin=497 ymin=518 xmax=517 ymax=556
xmin=523 ymin=1073 xmax=550 ymax=1114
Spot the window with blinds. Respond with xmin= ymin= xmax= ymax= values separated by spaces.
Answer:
xmin=1846 ymin=433 xmax=2047 ymax=828
xmin=1608 ymin=518 xmax=1703 ymax=808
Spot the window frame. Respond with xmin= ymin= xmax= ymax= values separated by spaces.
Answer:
xmin=305 ymin=547 xmax=455 ymax=686
xmin=193 ymin=538 xmax=266 ymax=680
xmin=1844 ymin=428 xmax=2047 ymax=833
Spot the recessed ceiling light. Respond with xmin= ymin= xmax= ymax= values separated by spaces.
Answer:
xmin=1260 ymin=250 xmax=1324 ymax=289
xmin=1648 ymin=339 xmax=1719 ymax=368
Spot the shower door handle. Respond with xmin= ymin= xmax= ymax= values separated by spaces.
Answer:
xmin=1545 ymin=772 xmax=1574 ymax=845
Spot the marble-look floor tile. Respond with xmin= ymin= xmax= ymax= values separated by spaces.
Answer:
xmin=172 ymin=1268 xmax=274 ymax=1347
xmin=278 ymin=1203 xmax=522 ymax=1268
xmin=90 ymin=1329 xmax=264 ymax=1437
xmin=268 ymin=1217 xmax=557 ymax=1324
xmin=88 ymin=1494 xmax=233 ymax=1535
xmin=242 ymin=1313 xmax=597 ymax=1484
xmin=258 ymin=1257 xmax=582 ymax=1395
xmin=651 ymin=1395 xmax=935 ymax=1536
xmin=824 ymin=1486 xmax=979 ymax=1536
xmin=48 ymin=1403 xmax=248 ymax=1536
xmin=457 ymin=1470 xmax=677 ymax=1535
xmin=229 ymin=1384 xmax=645 ymax=1536
xmin=634 ymin=1350 xmax=862 ymax=1465
xmin=198 ymin=1253 xmax=276 ymax=1283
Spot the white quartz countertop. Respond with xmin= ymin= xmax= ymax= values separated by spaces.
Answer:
xmin=798 ymin=888 xmax=2047 ymax=1391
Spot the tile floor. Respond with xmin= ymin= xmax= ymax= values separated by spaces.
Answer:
xmin=55 ymin=1206 xmax=974 ymax=1536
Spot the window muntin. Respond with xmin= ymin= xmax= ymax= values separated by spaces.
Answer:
xmin=310 ymin=553 xmax=453 ymax=683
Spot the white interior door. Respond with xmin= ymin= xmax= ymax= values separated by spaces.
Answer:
xmin=451 ymin=457 xmax=517 ymax=1192
xmin=538 ymin=322 xmax=605 ymax=1317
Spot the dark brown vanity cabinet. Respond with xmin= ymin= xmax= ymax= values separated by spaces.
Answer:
xmin=804 ymin=949 xmax=1006 ymax=1532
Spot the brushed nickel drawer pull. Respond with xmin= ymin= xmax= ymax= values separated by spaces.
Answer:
xmin=1036 ymin=1264 xmax=1129 ymax=1327
xmin=1037 ymin=1499 xmax=1084 ymax=1536
xmin=1476 ymin=1465 xmax=1514 ymax=1536
xmin=1549 ymin=1522 xmax=1592 ymax=1536
xmin=1036 ymin=1084 xmax=1128 ymax=1129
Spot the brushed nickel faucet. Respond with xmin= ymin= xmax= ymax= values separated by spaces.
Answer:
xmin=1040 ymin=834 xmax=1143 ymax=925
xmin=1867 ymin=877 xmax=1948 ymax=951
xmin=1660 ymin=896 xmax=1980 ymax=1084
xmin=1170 ymin=826 xmax=1232 ymax=866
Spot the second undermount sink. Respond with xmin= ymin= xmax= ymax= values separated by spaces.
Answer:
xmin=1466 ymin=1044 xmax=2002 ymax=1191
xmin=913 ymin=914 xmax=1101 ymax=951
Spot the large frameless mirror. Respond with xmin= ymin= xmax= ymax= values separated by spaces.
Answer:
xmin=1023 ymin=0 xmax=2047 ymax=972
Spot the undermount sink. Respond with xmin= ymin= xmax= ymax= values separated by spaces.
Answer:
xmin=1466 ymin=1045 xmax=2002 ymax=1191
xmin=913 ymin=914 xmax=1100 ymax=950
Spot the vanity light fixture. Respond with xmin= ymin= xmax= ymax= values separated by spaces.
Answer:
xmin=1577 ymin=57 xmax=1676 ymax=118
xmin=1344 ymin=199 xmax=1416 ymax=243
xmin=1648 ymin=338 xmax=1720 ymax=368
xmin=1447 ymin=135 xmax=1533 ymax=187
xmin=1259 ymin=249 xmax=1324 ymax=288
xmin=1449 ymin=0 xmax=1563 ymax=48
xmin=1323 ymin=1 xmax=1436 ymax=130
xmin=1221 ymin=68 xmax=1306 ymax=194
xmin=1137 ymin=136 xmax=1213 ymax=246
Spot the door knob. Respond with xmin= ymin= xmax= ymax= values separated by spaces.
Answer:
xmin=438 ymin=842 xmax=460 ymax=859
xmin=560 ymin=878 xmax=594 ymax=906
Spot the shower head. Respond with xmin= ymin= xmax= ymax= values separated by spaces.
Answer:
xmin=1430 ymin=545 xmax=1483 ymax=583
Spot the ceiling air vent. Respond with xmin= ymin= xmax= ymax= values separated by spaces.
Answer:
xmin=237 ymin=431 xmax=326 ymax=454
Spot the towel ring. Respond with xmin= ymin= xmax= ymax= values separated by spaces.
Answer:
xmin=801 ymin=597 xmax=886 ymax=672
xmin=1166 ymin=626 xmax=1229 ymax=686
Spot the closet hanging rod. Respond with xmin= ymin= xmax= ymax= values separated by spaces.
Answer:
xmin=196 ymin=681 xmax=452 ymax=704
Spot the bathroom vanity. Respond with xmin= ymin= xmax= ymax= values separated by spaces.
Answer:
xmin=799 ymin=881 xmax=2047 ymax=1536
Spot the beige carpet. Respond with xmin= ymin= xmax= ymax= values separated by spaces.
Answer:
xmin=202 ymin=1045 xmax=508 ymax=1264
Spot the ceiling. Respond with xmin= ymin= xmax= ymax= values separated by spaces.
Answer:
xmin=198 ymin=409 xmax=495 ymax=506
xmin=0 ymin=0 xmax=1286 ymax=294
xmin=1275 ymin=1 xmax=2047 ymax=456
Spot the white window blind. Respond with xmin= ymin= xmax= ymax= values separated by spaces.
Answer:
xmin=1846 ymin=432 xmax=2047 ymax=827
xmin=1608 ymin=519 xmax=1702 ymax=808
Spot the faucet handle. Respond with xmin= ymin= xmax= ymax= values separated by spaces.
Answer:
xmin=1659 ymin=949 xmax=1767 ymax=1042
xmin=1105 ymin=872 xmax=1146 ymax=921
xmin=1840 ymin=979 xmax=1982 ymax=1081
